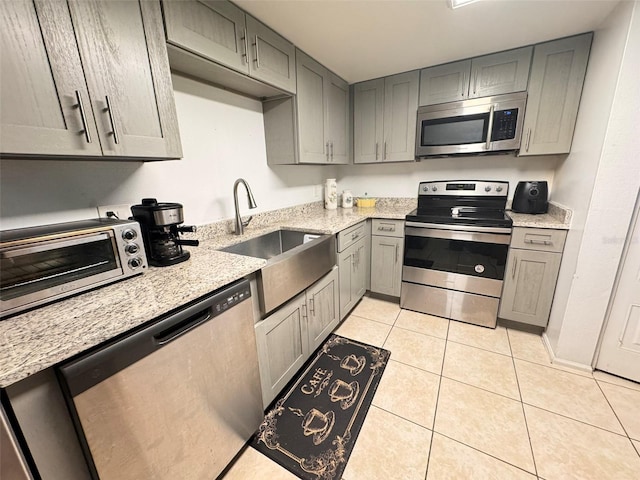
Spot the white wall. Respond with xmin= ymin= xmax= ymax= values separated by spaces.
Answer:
xmin=0 ymin=74 xmax=336 ymax=230
xmin=337 ymin=155 xmax=560 ymax=201
xmin=546 ymin=1 xmax=640 ymax=366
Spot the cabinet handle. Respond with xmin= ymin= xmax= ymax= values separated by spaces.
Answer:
xmin=253 ymin=35 xmax=260 ymax=69
xmin=74 ymin=90 xmax=91 ymax=144
xmin=486 ymin=105 xmax=495 ymax=150
xmin=461 ymin=73 xmax=466 ymax=97
xmin=241 ymin=29 xmax=249 ymax=64
xmin=384 ymin=141 xmax=387 ymax=160
xmin=326 ymin=141 xmax=330 ymax=161
xmin=378 ymin=226 xmax=393 ymax=231
xmin=104 ymin=96 xmax=119 ymax=144
xmin=512 ymin=258 xmax=517 ymax=279
xmin=524 ymin=238 xmax=552 ymax=245
xmin=309 ymin=297 xmax=315 ymax=315
xmin=473 ymin=70 xmax=478 ymax=95
xmin=330 ymin=141 xmax=334 ymax=161
xmin=375 ymin=142 xmax=379 ymax=160
xmin=302 ymin=302 xmax=308 ymax=320
xmin=525 ymin=128 xmax=532 ymax=152
xmin=395 ymin=244 xmax=399 ymax=263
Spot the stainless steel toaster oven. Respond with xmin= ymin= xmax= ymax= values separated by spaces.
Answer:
xmin=1 ymin=218 xmax=147 ymax=319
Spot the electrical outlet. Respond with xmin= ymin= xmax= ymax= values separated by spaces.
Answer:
xmin=97 ymin=204 xmax=132 ymax=220
xmin=313 ymin=184 xmax=323 ymax=199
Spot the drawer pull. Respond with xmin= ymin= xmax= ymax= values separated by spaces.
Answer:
xmin=378 ymin=226 xmax=394 ymax=231
xmin=525 ymin=238 xmax=552 ymax=245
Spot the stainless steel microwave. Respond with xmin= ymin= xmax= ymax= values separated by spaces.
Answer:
xmin=415 ymin=92 xmax=527 ymax=157
xmin=0 ymin=218 xmax=147 ymax=319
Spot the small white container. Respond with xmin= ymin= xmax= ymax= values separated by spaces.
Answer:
xmin=341 ymin=190 xmax=353 ymax=208
xmin=324 ymin=178 xmax=337 ymax=210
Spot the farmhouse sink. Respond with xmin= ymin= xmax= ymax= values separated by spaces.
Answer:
xmin=220 ymin=229 xmax=336 ymax=316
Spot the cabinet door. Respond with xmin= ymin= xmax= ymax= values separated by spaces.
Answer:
xmin=246 ymin=15 xmax=296 ymax=94
xmin=307 ymin=267 xmax=339 ymax=352
xmin=353 ymin=239 xmax=368 ymax=301
xmin=69 ymin=0 xmax=182 ymax=158
xmin=353 ymin=78 xmax=384 ymax=163
xmin=370 ymin=236 xmax=403 ymax=297
xmin=419 ymin=59 xmax=471 ymax=106
xmin=255 ymin=293 xmax=308 ymax=408
xmin=499 ymin=248 xmax=562 ymax=327
xmin=0 ymin=0 xmax=101 ymax=157
xmin=163 ymin=0 xmax=248 ymax=75
xmin=338 ymin=246 xmax=356 ymax=320
xmin=469 ymin=46 xmax=532 ymax=98
xmin=520 ymin=33 xmax=592 ymax=156
xmin=327 ymin=72 xmax=350 ymax=164
xmin=296 ymin=50 xmax=328 ymax=164
xmin=383 ymin=70 xmax=419 ymax=162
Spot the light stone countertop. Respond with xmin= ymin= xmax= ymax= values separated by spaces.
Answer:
xmin=0 ymin=199 xmax=415 ymax=388
xmin=507 ymin=202 xmax=572 ymax=230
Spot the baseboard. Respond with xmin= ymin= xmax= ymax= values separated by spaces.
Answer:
xmin=542 ymin=333 xmax=594 ymax=374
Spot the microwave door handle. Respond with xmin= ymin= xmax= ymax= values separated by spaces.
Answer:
xmin=486 ymin=105 xmax=495 ymax=150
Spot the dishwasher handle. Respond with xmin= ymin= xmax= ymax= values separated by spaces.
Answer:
xmin=154 ymin=309 xmax=212 ymax=345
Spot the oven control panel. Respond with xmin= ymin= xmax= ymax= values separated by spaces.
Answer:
xmin=418 ymin=181 xmax=509 ymax=197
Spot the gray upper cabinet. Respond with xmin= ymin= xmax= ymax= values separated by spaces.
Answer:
xmin=1 ymin=0 xmax=182 ymax=160
xmin=0 ymin=0 xmax=101 ymax=157
xmin=162 ymin=0 xmax=247 ymax=73
xmin=419 ymin=47 xmax=532 ymax=106
xmin=163 ymin=0 xmax=296 ymax=94
xmin=470 ymin=47 xmax=532 ymax=98
xmin=419 ymin=60 xmax=471 ymax=106
xmin=264 ymin=49 xmax=349 ymax=164
xmin=354 ymin=70 xmax=419 ymax=163
xmin=520 ymin=33 xmax=592 ymax=156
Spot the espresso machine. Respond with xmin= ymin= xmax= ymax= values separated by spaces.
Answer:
xmin=130 ymin=198 xmax=199 ymax=266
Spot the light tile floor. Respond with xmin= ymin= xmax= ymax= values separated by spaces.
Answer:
xmin=225 ymin=296 xmax=640 ymax=480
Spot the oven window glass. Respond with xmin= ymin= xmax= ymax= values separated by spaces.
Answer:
xmin=420 ymin=113 xmax=490 ymax=146
xmin=0 ymin=238 xmax=119 ymax=301
xmin=404 ymin=235 xmax=508 ymax=280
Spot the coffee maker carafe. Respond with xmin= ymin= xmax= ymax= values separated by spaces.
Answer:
xmin=131 ymin=198 xmax=199 ymax=266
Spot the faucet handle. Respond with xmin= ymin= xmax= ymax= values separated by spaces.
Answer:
xmin=242 ymin=215 xmax=253 ymax=228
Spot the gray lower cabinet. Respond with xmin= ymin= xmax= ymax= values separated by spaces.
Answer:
xmin=0 ymin=0 xmax=182 ymax=160
xmin=264 ymin=49 xmax=349 ymax=164
xmin=499 ymin=227 xmax=567 ymax=327
xmin=163 ymin=0 xmax=296 ymax=94
xmin=419 ymin=46 xmax=532 ymax=105
xmin=353 ymin=70 xmax=419 ymax=163
xmin=337 ymin=222 xmax=369 ymax=319
xmin=520 ymin=33 xmax=592 ymax=156
xmin=370 ymin=219 xmax=404 ymax=297
xmin=255 ymin=267 xmax=338 ymax=408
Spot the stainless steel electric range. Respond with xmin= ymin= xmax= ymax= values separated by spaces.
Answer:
xmin=401 ymin=180 xmax=512 ymax=328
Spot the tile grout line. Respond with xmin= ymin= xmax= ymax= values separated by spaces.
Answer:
xmin=423 ymin=319 xmax=451 ymax=480
xmin=507 ymin=328 xmax=540 ymax=479
xmin=592 ymin=378 xmax=632 ymax=440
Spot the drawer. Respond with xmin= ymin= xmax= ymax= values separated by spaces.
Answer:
xmin=372 ymin=219 xmax=404 ymax=238
xmin=511 ymin=227 xmax=567 ymax=253
xmin=337 ymin=221 xmax=367 ymax=252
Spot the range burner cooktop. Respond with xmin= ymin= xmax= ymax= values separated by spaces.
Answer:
xmin=407 ymin=180 xmax=513 ymax=229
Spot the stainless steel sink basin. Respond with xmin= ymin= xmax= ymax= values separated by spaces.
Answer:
xmin=220 ymin=229 xmax=336 ymax=316
xmin=220 ymin=229 xmax=318 ymax=260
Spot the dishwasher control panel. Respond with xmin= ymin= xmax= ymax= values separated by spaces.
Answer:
xmin=215 ymin=283 xmax=251 ymax=314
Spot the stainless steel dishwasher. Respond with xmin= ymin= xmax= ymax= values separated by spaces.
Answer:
xmin=58 ymin=279 xmax=262 ymax=480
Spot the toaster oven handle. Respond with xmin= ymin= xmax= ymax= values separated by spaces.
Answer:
xmin=1 ymin=232 xmax=113 ymax=258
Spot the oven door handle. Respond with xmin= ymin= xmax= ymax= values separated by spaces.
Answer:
xmin=405 ymin=226 xmax=511 ymax=245
xmin=1 ymin=231 xmax=113 ymax=258
xmin=405 ymin=221 xmax=512 ymax=235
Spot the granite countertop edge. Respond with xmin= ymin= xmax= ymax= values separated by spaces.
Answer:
xmin=0 ymin=200 xmax=414 ymax=388
xmin=507 ymin=201 xmax=572 ymax=229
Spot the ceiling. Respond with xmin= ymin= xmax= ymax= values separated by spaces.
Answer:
xmin=234 ymin=0 xmax=620 ymax=84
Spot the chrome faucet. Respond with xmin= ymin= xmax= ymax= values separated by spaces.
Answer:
xmin=233 ymin=178 xmax=257 ymax=235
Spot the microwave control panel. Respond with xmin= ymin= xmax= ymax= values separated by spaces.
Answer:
xmin=491 ymin=109 xmax=519 ymax=141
